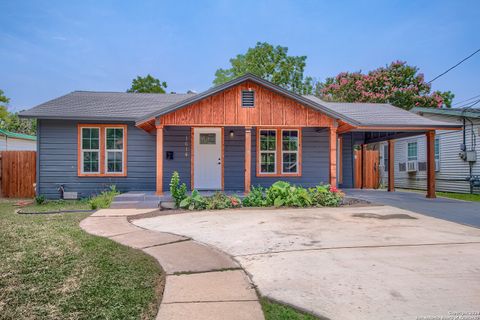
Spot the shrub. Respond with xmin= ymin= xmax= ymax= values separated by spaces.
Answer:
xmin=265 ymin=181 xmax=313 ymax=207
xmin=89 ymin=185 xmax=120 ymax=210
xmin=205 ymin=192 xmax=242 ymax=210
xmin=35 ymin=195 xmax=46 ymax=205
xmin=179 ymin=190 xmax=207 ymax=210
xmin=242 ymin=186 xmax=267 ymax=207
xmin=309 ymin=184 xmax=343 ymax=207
xmin=169 ymin=171 xmax=187 ymax=208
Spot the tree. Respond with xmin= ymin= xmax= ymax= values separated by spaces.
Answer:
xmin=213 ymin=42 xmax=314 ymax=95
xmin=317 ymin=61 xmax=454 ymax=109
xmin=0 ymin=89 xmax=36 ymax=135
xmin=127 ymin=74 xmax=167 ymax=93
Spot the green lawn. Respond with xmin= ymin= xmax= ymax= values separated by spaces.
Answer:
xmin=20 ymin=199 xmax=92 ymax=213
xmin=437 ymin=192 xmax=480 ymax=202
xmin=262 ymin=298 xmax=321 ymax=320
xmin=0 ymin=199 xmax=163 ymax=320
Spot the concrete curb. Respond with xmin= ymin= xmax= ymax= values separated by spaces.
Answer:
xmin=80 ymin=209 xmax=264 ymax=320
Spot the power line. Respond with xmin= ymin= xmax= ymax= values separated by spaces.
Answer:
xmin=453 ymin=93 xmax=480 ymax=106
xmin=427 ymin=48 xmax=480 ymax=84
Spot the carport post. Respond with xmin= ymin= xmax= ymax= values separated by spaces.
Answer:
xmin=329 ymin=125 xmax=337 ymax=187
xmin=426 ymin=130 xmax=436 ymax=198
xmin=244 ymin=127 xmax=252 ymax=194
xmin=155 ymin=124 xmax=164 ymax=195
xmin=388 ymin=140 xmax=395 ymax=192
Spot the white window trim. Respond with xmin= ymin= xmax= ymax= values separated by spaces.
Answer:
xmin=281 ymin=129 xmax=299 ymax=174
xmin=81 ymin=127 xmax=100 ymax=174
xmin=407 ymin=141 xmax=418 ymax=162
xmin=105 ymin=127 xmax=125 ymax=174
xmin=259 ymin=129 xmax=277 ymax=174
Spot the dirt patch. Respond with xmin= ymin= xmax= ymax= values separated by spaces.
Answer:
xmin=352 ymin=213 xmax=417 ymax=220
xmin=341 ymin=197 xmax=376 ymax=207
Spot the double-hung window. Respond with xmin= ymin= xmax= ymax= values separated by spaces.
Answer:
xmin=257 ymin=128 xmax=301 ymax=176
xmin=79 ymin=124 xmax=127 ymax=176
xmin=407 ymin=142 xmax=418 ymax=161
xmin=282 ymin=130 xmax=299 ymax=174
xmin=259 ymin=130 xmax=277 ymax=174
xmin=81 ymin=128 xmax=100 ymax=174
xmin=106 ymin=128 xmax=124 ymax=174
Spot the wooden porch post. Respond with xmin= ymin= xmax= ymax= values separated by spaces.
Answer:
xmin=156 ymin=125 xmax=164 ymax=195
xmin=388 ymin=140 xmax=395 ymax=192
xmin=244 ymin=127 xmax=252 ymax=194
xmin=361 ymin=144 xmax=367 ymax=189
xmin=426 ymin=130 xmax=436 ymax=198
xmin=329 ymin=126 xmax=337 ymax=187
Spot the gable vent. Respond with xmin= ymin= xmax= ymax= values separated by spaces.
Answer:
xmin=241 ymin=90 xmax=255 ymax=107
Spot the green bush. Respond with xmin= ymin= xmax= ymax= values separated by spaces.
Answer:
xmin=265 ymin=181 xmax=313 ymax=207
xmin=179 ymin=190 xmax=207 ymax=210
xmin=242 ymin=186 xmax=267 ymax=207
xmin=169 ymin=171 xmax=187 ymax=208
xmin=243 ymin=181 xmax=343 ymax=208
xmin=89 ymin=185 xmax=120 ymax=210
xmin=309 ymin=185 xmax=343 ymax=207
xmin=206 ymin=192 xmax=242 ymax=210
xmin=35 ymin=195 xmax=46 ymax=205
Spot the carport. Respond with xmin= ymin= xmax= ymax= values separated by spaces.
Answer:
xmin=308 ymin=98 xmax=463 ymax=198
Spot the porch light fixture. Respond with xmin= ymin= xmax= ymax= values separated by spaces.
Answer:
xmin=229 ymin=130 xmax=235 ymax=138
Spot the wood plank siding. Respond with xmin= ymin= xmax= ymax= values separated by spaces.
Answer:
xmin=158 ymin=81 xmax=334 ymax=128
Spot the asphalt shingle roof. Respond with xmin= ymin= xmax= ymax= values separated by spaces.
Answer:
xmin=303 ymin=95 xmax=460 ymax=128
xmin=20 ymin=91 xmax=196 ymax=121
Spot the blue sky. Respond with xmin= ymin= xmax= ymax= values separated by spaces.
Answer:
xmin=1 ymin=0 xmax=479 ymax=110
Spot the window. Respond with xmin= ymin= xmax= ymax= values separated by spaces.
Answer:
xmin=106 ymin=128 xmax=124 ymax=173
xmin=200 ymin=133 xmax=216 ymax=144
xmin=282 ymin=130 xmax=298 ymax=174
xmin=383 ymin=144 xmax=389 ymax=172
xmin=257 ymin=128 xmax=301 ymax=176
xmin=241 ymin=90 xmax=255 ymax=107
xmin=407 ymin=142 xmax=418 ymax=161
xmin=78 ymin=124 xmax=127 ymax=176
xmin=81 ymin=128 xmax=100 ymax=173
xmin=434 ymin=138 xmax=440 ymax=160
xmin=259 ymin=130 xmax=277 ymax=174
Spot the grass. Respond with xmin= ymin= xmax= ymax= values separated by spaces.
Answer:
xmin=0 ymin=199 xmax=163 ymax=320
xmin=20 ymin=199 xmax=91 ymax=213
xmin=261 ymin=298 xmax=320 ymax=320
xmin=437 ymin=192 xmax=480 ymax=202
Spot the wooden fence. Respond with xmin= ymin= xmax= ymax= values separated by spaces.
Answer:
xmin=354 ymin=149 xmax=380 ymax=189
xmin=0 ymin=151 xmax=36 ymax=198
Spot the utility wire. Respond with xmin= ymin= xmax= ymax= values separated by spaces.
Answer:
xmin=456 ymin=98 xmax=480 ymax=109
xmin=427 ymin=48 xmax=480 ymax=84
xmin=453 ymin=93 xmax=480 ymax=106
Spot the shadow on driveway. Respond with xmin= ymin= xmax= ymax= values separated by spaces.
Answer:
xmin=344 ymin=189 xmax=480 ymax=228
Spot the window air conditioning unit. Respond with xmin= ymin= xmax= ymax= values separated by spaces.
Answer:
xmin=435 ymin=159 xmax=440 ymax=172
xmin=407 ymin=161 xmax=417 ymax=172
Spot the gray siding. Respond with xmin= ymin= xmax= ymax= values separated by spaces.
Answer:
xmin=251 ymin=128 xmax=330 ymax=188
xmin=38 ymin=119 xmax=156 ymax=199
xmin=224 ymin=127 xmax=245 ymax=191
xmin=162 ymin=126 xmax=191 ymax=191
xmin=340 ymin=133 xmax=354 ymax=188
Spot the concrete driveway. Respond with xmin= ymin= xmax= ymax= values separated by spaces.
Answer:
xmin=345 ymin=189 xmax=480 ymax=228
xmin=133 ymin=206 xmax=480 ymax=320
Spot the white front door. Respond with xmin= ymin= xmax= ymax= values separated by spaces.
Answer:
xmin=194 ymin=128 xmax=222 ymax=190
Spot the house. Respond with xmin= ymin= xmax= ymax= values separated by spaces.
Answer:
xmin=19 ymin=74 xmax=461 ymax=199
xmin=377 ymin=107 xmax=480 ymax=194
xmin=0 ymin=128 xmax=36 ymax=151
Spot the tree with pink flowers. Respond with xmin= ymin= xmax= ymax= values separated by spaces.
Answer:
xmin=318 ymin=61 xmax=454 ymax=109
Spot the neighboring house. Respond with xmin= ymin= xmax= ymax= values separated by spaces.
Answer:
xmin=0 ymin=128 xmax=36 ymax=151
xmin=377 ymin=107 xmax=480 ymax=194
xmin=19 ymin=74 xmax=460 ymax=199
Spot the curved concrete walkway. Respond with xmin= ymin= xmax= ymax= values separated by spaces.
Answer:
xmin=80 ymin=209 xmax=264 ymax=320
